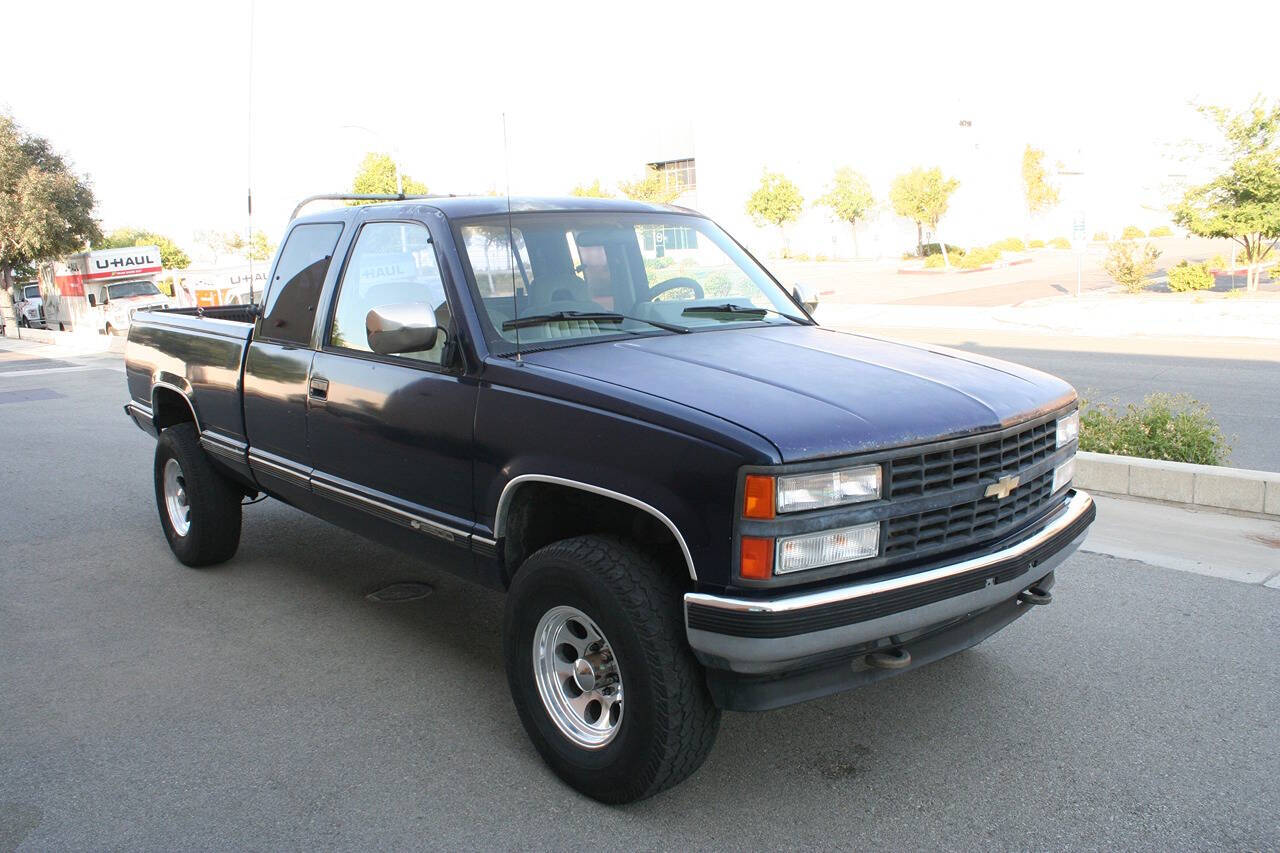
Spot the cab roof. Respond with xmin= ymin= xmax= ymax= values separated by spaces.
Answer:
xmin=292 ymin=195 xmax=701 ymax=225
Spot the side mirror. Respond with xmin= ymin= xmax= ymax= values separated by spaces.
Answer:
xmin=366 ymin=303 xmax=439 ymax=355
xmin=792 ymin=283 xmax=818 ymax=314
xmin=87 ymin=294 xmax=97 ymax=307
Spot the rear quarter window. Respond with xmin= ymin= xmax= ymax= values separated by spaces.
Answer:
xmin=258 ymin=222 xmax=344 ymax=345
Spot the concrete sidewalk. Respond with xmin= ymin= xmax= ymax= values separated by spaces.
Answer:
xmin=0 ymin=329 xmax=124 ymax=358
xmin=1083 ymin=494 xmax=1280 ymax=587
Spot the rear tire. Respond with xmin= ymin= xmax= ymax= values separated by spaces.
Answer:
xmin=154 ymin=422 xmax=242 ymax=566
xmin=503 ymin=535 xmax=720 ymax=804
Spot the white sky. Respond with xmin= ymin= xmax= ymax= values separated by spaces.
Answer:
xmin=3 ymin=0 xmax=1274 ymax=260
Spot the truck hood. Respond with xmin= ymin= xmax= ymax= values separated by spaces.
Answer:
xmin=522 ymin=325 xmax=1075 ymax=461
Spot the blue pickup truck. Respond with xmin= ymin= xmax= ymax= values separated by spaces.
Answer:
xmin=123 ymin=195 xmax=1094 ymax=803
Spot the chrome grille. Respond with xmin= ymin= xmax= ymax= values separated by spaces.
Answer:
xmin=884 ymin=469 xmax=1056 ymax=558
xmin=885 ymin=419 xmax=1056 ymax=500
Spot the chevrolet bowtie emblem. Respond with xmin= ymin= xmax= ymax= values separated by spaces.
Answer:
xmin=985 ymin=474 xmax=1021 ymax=500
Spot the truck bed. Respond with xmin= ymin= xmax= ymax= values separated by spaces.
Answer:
xmin=160 ymin=305 xmax=259 ymax=324
xmin=124 ymin=306 xmax=256 ymax=444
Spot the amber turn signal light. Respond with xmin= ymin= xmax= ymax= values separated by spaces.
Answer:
xmin=739 ymin=536 xmax=774 ymax=580
xmin=743 ymin=474 xmax=776 ymax=519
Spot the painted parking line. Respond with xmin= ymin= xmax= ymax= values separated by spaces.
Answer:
xmin=0 ymin=364 xmax=123 ymax=378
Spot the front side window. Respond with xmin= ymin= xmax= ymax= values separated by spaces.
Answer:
xmin=23 ymin=285 xmax=40 ymax=299
xmin=107 ymin=281 xmax=161 ymax=299
xmin=328 ymin=221 xmax=451 ymax=364
xmin=457 ymin=212 xmax=804 ymax=353
xmin=259 ymin=222 xmax=343 ymax=345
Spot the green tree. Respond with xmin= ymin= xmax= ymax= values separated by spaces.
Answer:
xmin=349 ymin=151 xmax=427 ymax=202
xmin=815 ymin=167 xmax=874 ymax=257
xmin=1021 ymin=144 xmax=1060 ymax=217
xmin=96 ymin=227 xmax=191 ymax=269
xmin=0 ymin=114 xmax=101 ymax=311
xmin=890 ymin=166 xmax=959 ymax=260
xmin=1172 ymin=98 xmax=1280 ymax=291
xmin=618 ymin=167 xmax=680 ymax=205
xmin=569 ymin=179 xmax=613 ymax=198
xmin=746 ymin=171 xmax=804 ymax=255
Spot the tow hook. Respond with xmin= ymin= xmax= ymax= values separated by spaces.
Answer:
xmin=1017 ymin=585 xmax=1053 ymax=606
xmin=865 ymin=647 xmax=912 ymax=670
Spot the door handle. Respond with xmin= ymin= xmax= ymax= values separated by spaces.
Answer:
xmin=308 ymin=377 xmax=329 ymax=400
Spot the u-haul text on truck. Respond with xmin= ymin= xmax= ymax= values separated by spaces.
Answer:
xmin=38 ymin=245 xmax=169 ymax=333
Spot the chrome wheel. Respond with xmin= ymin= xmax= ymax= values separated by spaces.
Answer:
xmin=162 ymin=458 xmax=191 ymax=537
xmin=532 ymin=605 xmax=624 ymax=749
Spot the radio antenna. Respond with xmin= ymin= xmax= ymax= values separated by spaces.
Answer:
xmin=502 ymin=112 xmax=522 ymax=363
xmin=245 ymin=0 xmax=257 ymax=303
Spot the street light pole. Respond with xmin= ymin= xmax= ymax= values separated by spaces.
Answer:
xmin=342 ymin=123 xmax=402 ymax=195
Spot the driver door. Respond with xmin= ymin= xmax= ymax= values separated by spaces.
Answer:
xmin=306 ymin=219 xmax=478 ymax=571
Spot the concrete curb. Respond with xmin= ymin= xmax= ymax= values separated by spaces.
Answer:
xmin=897 ymin=257 xmax=1034 ymax=275
xmin=1074 ymin=451 xmax=1280 ymax=517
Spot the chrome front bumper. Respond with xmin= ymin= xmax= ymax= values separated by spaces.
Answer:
xmin=685 ymin=489 xmax=1095 ymax=675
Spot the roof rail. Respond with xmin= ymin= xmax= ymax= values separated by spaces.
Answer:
xmin=289 ymin=193 xmax=447 ymax=221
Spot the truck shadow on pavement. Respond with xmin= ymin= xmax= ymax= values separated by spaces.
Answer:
xmin=225 ymin=498 xmax=1024 ymax=806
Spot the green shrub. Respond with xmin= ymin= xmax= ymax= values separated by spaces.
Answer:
xmin=1028 ymin=239 xmax=1046 ymax=249
xmin=1092 ymin=231 xmax=1110 ymax=241
xmin=1103 ymin=240 xmax=1160 ymax=293
xmin=1167 ymin=260 xmax=1214 ymax=292
xmin=923 ymin=253 xmax=947 ymax=268
xmin=1148 ymin=225 xmax=1173 ymax=237
xmin=1079 ymin=394 xmax=1231 ymax=465
xmin=815 ymin=253 xmax=829 ymax=262
xmin=1207 ymin=254 xmax=1230 ymax=270
xmin=1049 ymin=237 xmax=1071 ymax=249
xmin=953 ymin=247 xmax=1001 ymax=269
xmin=989 ymin=237 xmax=1026 ymax=252
xmin=1121 ymin=225 xmax=1145 ymax=239
xmin=793 ymin=252 xmax=811 ymax=261
xmin=919 ymin=242 xmax=964 ymax=257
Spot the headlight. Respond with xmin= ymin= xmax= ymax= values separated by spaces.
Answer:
xmin=776 ymin=522 xmax=880 ymax=574
xmin=1053 ymin=457 xmax=1075 ymax=493
xmin=775 ymin=465 xmax=881 ymax=513
xmin=1056 ymin=411 xmax=1079 ymax=448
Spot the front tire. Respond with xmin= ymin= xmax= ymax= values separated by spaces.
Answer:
xmin=503 ymin=535 xmax=720 ymax=804
xmin=154 ymin=423 xmax=242 ymax=566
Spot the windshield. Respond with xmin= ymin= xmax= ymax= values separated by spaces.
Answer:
xmin=107 ymin=281 xmax=161 ymax=299
xmin=456 ymin=212 xmax=805 ymax=352
xmin=23 ymin=285 xmax=40 ymax=299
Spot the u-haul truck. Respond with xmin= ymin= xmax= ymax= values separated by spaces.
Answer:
xmin=172 ymin=264 xmax=269 ymax=309
xmin=38 ymin=245 xmax=169 ymax=333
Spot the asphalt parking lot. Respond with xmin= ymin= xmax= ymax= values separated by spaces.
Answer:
xmin=2 ymin=344 xmax=1277 ymax=850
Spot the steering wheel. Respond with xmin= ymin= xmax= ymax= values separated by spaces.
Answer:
xmin=648 ymin=276 xmax=704 ymax=301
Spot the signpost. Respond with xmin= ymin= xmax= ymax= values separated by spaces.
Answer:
xmin=1071 ymin=212 xmax=1087 ymax=297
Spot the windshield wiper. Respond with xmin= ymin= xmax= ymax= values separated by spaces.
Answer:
xmin=681 ymin=303 xmax=808 ymax=324
xmin=502 ymin=310 xmax=689 ymax=334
